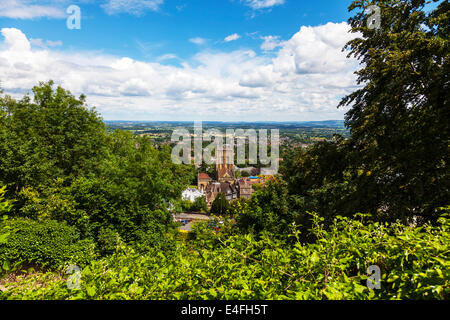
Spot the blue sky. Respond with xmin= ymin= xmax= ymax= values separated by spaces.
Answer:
xmin=1 ymin=1 xmax=354 ymax=63
xmin=0 ymin=0 xmax=362 ymax=121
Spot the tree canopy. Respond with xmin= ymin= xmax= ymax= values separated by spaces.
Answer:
xmin=0 ymin=81 xmax=107 ymax=190
xmin=282 ymin=0 xmax=449 ymax=224
xmin=340 ymin=0 xmax=449 ymax=221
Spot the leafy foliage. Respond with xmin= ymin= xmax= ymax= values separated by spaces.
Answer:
xmin=210 ymin=193 xmax=230 ymax=215
xmin=338 ymin=0 xmax=449 ymax=221
xmin=192 ymin=196 xmax=208 ymax=213
xmin=1 ymin=212 xmax=448 ymax=300
xmin=0 ymin=218 xmax=96 ymax=272
xmin=0 ymin=81 xmax=107 ymax=190
xmin=235 ymin=179 xmax=296 ymax=238
xmin=0 ymin=83 xmax=194 ymax=251
xmin=0 ymin=186 xmax=12 ymax=216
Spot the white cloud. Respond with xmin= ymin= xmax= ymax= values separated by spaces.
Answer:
xmin=189 ymin=37 xmax=207 ymax=45
xmin=0 ymin=23 xmax=360 ymax=121
xmin=224 ymin=33 xmax=241 ymax=42
xmin=273 ymin=22 xmax=356 ymax=75
xmin=156 ymin=54 xmax=179 ymax=62
xmin=241 ymin=0 xmax=285 ymax=10
xmin=1 ymin=28 xmax=31 ymax=51
xmin=0 ymin=0 xmax=66 ymax=19
xmin=0 ymin=1 xmax=165 ymax=19
xmin=30 ymin=38 xmax=63 ymax=48
xmin=260 ymin=35 xmax=282 ymax=51
xmin=101 ymin=0 xmax=164 ymax=15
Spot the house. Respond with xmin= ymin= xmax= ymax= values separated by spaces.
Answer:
xmin=260 ymin=168 xmax=278 ymax=176
xmin=198 ymin=173 xmax=212 ymax=193
xmin=182 ymin=188 xmax=203 ymax=202
xmin=205 ymin=182 xmax=238 ymax=206
xmin=237 ymin=178 xmax=253 ymax=199
xmin=236 ymin=166 xmax=260 ymax=176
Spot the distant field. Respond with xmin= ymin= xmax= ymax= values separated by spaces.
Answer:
xmin=104 ymin=120 xmax=350 ymax=145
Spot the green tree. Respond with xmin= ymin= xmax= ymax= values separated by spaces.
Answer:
xmin=191 ymin=196 xmax=208 ymax=213
xmin=281 ymin=137 xmax=375 ymax=226
xmin=210 ymin=193 xmax=230 ymax=215
xmin=54 ymin=130 xmax=191 ymax=245
xmin=338 ymin=0 xmax=449 ymax=221
xmin=0 ymin=81 xmax=108 ymax=191
xmin=236 ymin=179 xmax=297 ymax=238
xmin=1 ymin=82 xmax=193 ymax=249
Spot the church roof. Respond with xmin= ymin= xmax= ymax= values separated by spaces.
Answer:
xmin=198 ymin=173 xmax=212 ymax=180
xmin=218 ymin=166 xmax=234 ymax=179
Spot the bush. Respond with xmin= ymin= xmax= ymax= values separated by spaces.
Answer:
xmin=0 ymin=218 xmax=96 ymax=272
xmin=191 ymin=196 xmax=208 ymax=213
xmin=0 ymin=186 xmax=12 ymax=215
xmin=97 ymin=227 xmax=123 ymax=256
xmin=180 ymin=199 xmax=192 ymax=212
xmin=2 ymin=211 xmax=448 ymax=300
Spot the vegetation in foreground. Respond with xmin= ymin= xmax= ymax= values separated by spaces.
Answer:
xmin=1 ymin=210 xmax=448 ymax=300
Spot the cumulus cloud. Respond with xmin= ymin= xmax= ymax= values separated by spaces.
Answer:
xmin=0 ymin=23 xmax=360 ymax=121
xmin=101 ymin=0 xmax=164 ymax=15
xmin=1 ymin=28 xmax=31 ymax=51
xmin=241 ymin=0 xmax=285 ymax=10
xmin=273 ymin=22 xmax=356 ymax=74
xmin=224 ymin=33 xmax=241 ymax=42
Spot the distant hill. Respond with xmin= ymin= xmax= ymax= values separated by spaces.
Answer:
xmin=104 ymin=120 xmax=346 ymax=129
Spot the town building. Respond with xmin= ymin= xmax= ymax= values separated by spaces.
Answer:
xmin=216 ymin=144 xmax=235 ymax=184
xmin=237 ymin=179 xmax=253 ymax=200
xmin=198 ymin=173 xmax=212 ymax=193
xmin=197 ymin=145 xmax=258 ymax=207
xmin=182 ymin=188 xmax=203 ymax=202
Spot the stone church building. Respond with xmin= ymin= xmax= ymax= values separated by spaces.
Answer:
xmin=197 ymin=145 xmax=255 ymax=207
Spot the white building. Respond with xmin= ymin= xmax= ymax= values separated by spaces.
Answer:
xmin=182 ymin=188 xmax=203 ymax=202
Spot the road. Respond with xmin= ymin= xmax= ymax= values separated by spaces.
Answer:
xmin=174 ymin=213 xmax=213 ymax=232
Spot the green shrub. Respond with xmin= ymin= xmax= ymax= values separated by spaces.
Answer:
xmin=180 ymin=199 xmax=192 ymax=212
xmin=96 ymin=227 xmax=123 ymax=256
xmin=0 ymin=186 xmax=12 ymax=215
xmin=2 ymin=211 xmax=448 ymax=300
xmin=191 ymin=196 xmax=208 ymax=213
xmin=0 ymin=218 xmax=96 ymax=272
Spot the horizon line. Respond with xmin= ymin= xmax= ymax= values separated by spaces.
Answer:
xmin=103 ymin=120 xmax=346 ymax=123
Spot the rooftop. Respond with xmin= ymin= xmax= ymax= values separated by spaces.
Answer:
xmin=198 ymin=173 xmax=212 ymax=180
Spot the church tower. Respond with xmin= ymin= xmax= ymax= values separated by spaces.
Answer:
xmin=217 ymin=144 xmax=235 ymax=183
